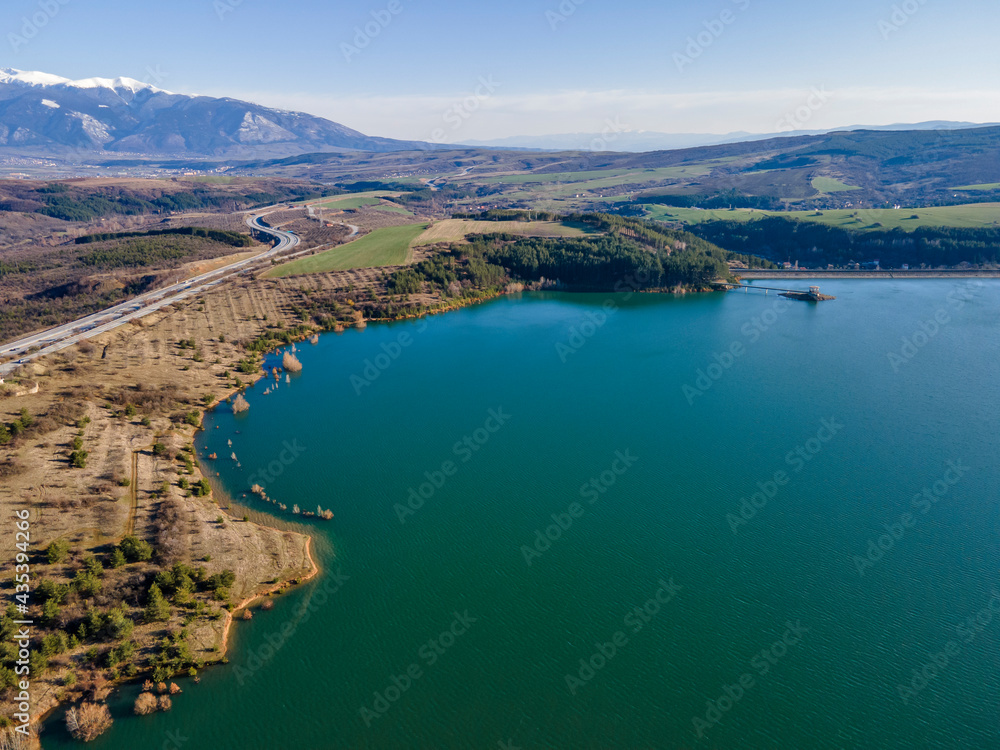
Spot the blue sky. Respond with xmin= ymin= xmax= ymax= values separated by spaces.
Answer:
xmin=4 ymin=0 xmax=1000 ymax=140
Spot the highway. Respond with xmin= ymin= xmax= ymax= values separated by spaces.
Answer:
xmin=0 ymin=210 xmax=299 ymax=377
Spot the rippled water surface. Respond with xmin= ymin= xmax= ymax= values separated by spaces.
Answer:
xmin=45 ymin=281 xmax=1000 ymax=749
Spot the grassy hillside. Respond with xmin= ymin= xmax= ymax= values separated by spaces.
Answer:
xmin=240 ymin=127 xmax=1000 ymax=212
xmin=413 ymin=219 xmax=594 ymax=245
xmin=265 ymin=223 xmax=428 ymax=276
xmin=643 ymin=202 xmax=1000 ymax=230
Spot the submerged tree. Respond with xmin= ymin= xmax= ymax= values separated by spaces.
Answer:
xmin=65 ymin=702 xmax=112 ymax=742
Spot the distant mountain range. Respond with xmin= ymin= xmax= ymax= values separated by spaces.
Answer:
xmin=461 ymin=122 xmax=1000 ymax=153
xmin=2 ymin=69 xmax=999 ymax=165
xmin=0 ymin=68 xmax=435 ymax=159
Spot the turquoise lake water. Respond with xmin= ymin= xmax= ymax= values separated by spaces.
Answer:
xmin=44 ymin=280 xmax=1000 ymax=748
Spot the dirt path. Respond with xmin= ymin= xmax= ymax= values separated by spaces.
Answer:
xmin=125 ymin=448 xmax=139 ymax=536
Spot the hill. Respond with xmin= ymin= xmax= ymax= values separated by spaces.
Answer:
xmin=0 ymin=68 xmax=439 ymax=159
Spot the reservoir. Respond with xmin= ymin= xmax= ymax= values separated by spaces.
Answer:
xmin=46 ymin=280 xmax=1000 ymax=749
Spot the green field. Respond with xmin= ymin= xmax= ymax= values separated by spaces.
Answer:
xmin=951 ymin=182 xmax=1000 ymax=191
xmin=642 ymin=202 xmax=1000 ymax=230
xmin=264 ymin=223 xmax=428 ymax=277
xmin=642 ymin=205 xmax=765 ymax=224
xmin=374 ymin=204 xmax=415 ymax=216
xmin=413 ymin=219 xmax=594 ymax=246
xmin=476 ymin=164 xmax=720 ymax=187
xmin=812 ymin=176 xmax=861 ymax=193
xmin=299 ymin=191 xmax=405 ymax=211
xmin=311 ymin=196 xmax=381 ymax=210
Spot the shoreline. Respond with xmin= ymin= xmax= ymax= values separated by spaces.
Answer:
xmin=737 ymin=270 xmax=1000 ymax=279
xmin=17 ymin=277 xmax=734 ymax=742
xmin=217 ymin=534 xmax=321 ymax=657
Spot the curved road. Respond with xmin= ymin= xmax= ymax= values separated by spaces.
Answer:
xmin=0 ymin=210 xmax=298 ymax=376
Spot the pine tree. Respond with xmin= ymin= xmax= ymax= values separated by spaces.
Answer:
xmin=144 ymin=584 xmax=171 ymax=623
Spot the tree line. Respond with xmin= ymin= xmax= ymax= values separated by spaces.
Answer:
xmin=688 ymin=216 xmax=1000 ymax=267
xmin=386 ymin=213 xmax=764 ymax=295
xmin=75 ymin=227 xmax=253 ymax=247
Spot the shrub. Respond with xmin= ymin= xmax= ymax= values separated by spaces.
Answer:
xmin=69 ymin=450 xmax=88 ymax=469
xmin=236 ymin=357 xmax=259 ymax=374
xmin=83 ymin=556 xmax=103 ymax=577
xmin=232 ymin=394 xmax=250 ymax=414
xmin=72 ymin=570 xmax=102 ymax=598
xmin=41 ymin=599 xmax=62 ymax=625
xmin=103 ymin=607 xmax=135 ymax=640
xmin=46 ymin=539 xmax=70 ymax=564
xmin=205 ymin=570 xmax=236 ymax=592
xmin=36 ymin=579 xmax=69 ymax=604
xmin=144 ymin=584 xmax=171 ymax=623
xmin=134 ymin=692 xmax=158 ymax=715
xmin=66 ymin=702 xmax=113 ymax=742
xmin=41 ymin=631 xmax=69 ymax=657
xmin=119 ymin=535 xmax=153 ymax=562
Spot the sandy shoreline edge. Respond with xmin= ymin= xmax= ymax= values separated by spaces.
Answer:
xmin=218 ymin=534 xmax=321 ymax=656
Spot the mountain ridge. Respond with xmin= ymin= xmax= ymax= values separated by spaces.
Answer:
xmin=0 ymin=68 xmax=438 ymax=159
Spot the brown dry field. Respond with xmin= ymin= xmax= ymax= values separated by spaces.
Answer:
xmin=0 ymin=227 xmax=464 ymax=736
xmin=0 ymin=273 xmax=370 ymax=731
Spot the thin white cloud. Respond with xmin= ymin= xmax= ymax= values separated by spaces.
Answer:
xmin=203 ymin=86 xmax=1000 ymax=142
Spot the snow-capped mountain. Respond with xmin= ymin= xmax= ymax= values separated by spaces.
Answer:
xmin=0 ymin=68 xmax=431 ymax=158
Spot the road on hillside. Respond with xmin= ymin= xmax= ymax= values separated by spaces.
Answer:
xmin=0 ymin=211 xmax=298 ymax=377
